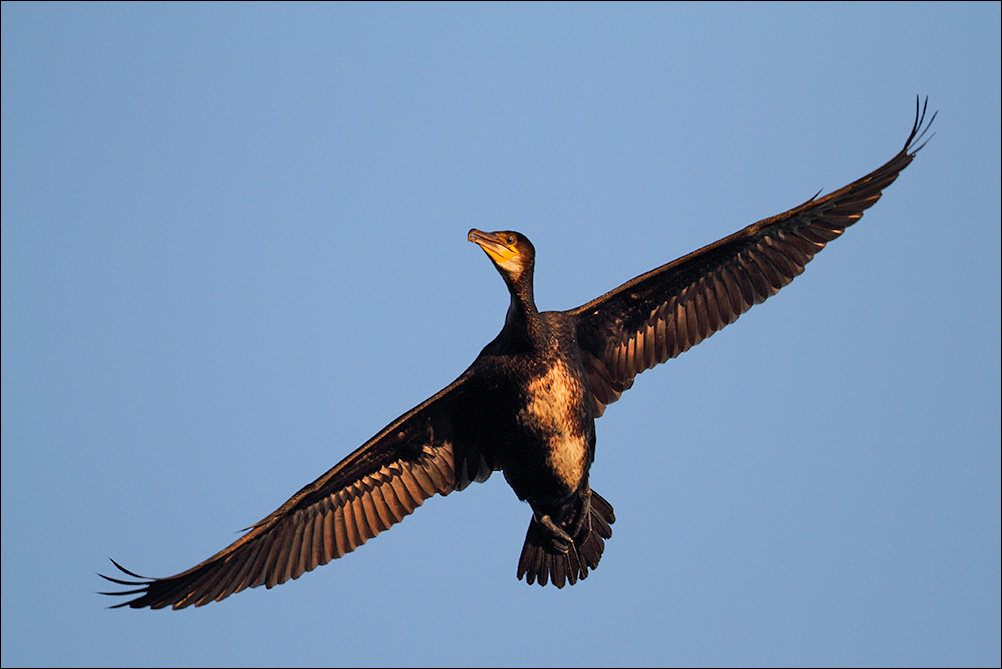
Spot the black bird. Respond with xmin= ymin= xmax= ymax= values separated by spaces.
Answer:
xmin=101 ymin=100 xmax=934 ymax=609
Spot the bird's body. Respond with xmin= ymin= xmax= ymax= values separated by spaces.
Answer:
xmin=451 ymin=269 xmax=613 ymax=585
xmin=457 ymin=310 xmax=595 ymax=506
xmin=102 ymin=100 xmax=934 ymax=609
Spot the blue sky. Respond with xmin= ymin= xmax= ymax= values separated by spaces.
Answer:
xmin=2 ymin=2 xmax=999 ymax=667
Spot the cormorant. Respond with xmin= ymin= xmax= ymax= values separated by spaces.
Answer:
xmin=101 ymin=100 xmax=934 ymax=608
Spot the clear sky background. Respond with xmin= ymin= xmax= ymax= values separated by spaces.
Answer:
xmin=2 ymin=3 xmax=999 ymax=667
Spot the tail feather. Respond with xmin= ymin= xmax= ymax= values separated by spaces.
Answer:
xmin=517 ymin=491 xmax=615 ymax=588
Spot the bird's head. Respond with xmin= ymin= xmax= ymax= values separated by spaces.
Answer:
xmin=468 ymin=229 xmax=535 ymax=287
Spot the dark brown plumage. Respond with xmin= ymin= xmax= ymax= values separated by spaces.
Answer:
xmin=101 ymin=100 xmax=934 ymax=608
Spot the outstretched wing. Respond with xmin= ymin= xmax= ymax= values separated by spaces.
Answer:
xmin=101 ymin=373 xmax=473 ymax=609
xmin=569 ymin=99 xmax=935 ymax=416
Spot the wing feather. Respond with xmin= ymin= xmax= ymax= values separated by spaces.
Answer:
xmin=569 ymin=99 xmax=934 ymax=415
xmin=100 ymin=373 xmax=474 ymax=609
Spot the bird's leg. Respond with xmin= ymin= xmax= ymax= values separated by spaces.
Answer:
xmin=534 ymin=511 xmax=573 ymax=553
xmin=569 ymin=487 xmax=592 ymax=539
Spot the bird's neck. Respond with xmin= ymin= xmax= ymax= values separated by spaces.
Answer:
xmin=502 ymin=281 xmax=545 ymax=349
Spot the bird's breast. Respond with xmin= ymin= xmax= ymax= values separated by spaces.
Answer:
xmin=517 ymin=358 xmax=592 ymax=490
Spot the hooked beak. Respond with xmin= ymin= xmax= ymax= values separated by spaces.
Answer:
xmin=468 ymin=229 xmax=519 ymax=266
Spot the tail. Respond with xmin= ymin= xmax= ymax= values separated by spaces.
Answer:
xmin=516 ymin=490 xmax=615 ymax=588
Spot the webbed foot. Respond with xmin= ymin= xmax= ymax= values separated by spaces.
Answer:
xmin=534 ymin=512 xmax=573 ymax=553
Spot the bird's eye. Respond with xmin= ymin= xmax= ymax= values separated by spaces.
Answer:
xmin=505 ymin=234 xmax=516 ymax=245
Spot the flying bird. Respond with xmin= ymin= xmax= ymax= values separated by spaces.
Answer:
xmin=101 ymin=99 xmax=934 ymax=609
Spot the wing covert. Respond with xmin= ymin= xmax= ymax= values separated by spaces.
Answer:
xmin=569 ymin=99 xmax=934 ymax=416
